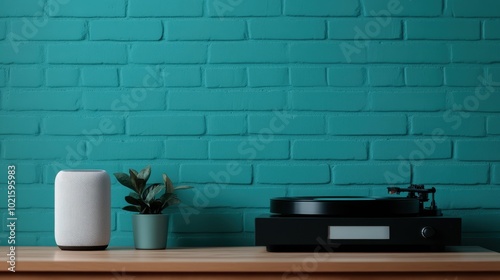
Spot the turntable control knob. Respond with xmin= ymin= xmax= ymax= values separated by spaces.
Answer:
xmin=421 ymin=226 xmax=436 ymax=239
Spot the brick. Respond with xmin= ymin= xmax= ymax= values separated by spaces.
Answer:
xmin=10 ymin=20 xmax=86 ymax=40
xmin=210 ymin=42 xmax=287 ymax=63
xmin=88 ymin=141 xmax=163 ymax=160
xmin=361 ymin=0 xmax=442 ymax=17
xmin=250 ymin=19 xmax=325 ymax=40
xmin=484 ymin=20 xmax=500 ymax=39
xmin=169 ymin=91 xmax=286 ymax=111
xmin=445 ymin=67 xmax=485 ymax=86
xmin=451 ymin=91 xmax=500 ymax=112
xmin=328 ymin=19 xmax=401 ymax=39
xmin=0 ymin=21 xmax=4 ymax=39
xmin=47 ymin=0 xmax=126 ymax=17
xmin=257 ymin=164 xmax=330 ymax=184
xmin=289 ymin=187 xmax=371 ymax=197
xmin=179 ymin=163 xmax=252 ymax=184
xmin=0 ymin=68 xmax=5 ymax=86
xmin=412 ymin=116 xmax=485 ymax=137
xmin=121 ymin=67 xmax=163 ymax=88
xmin=371 ymin=90 xmax=446 ymax=111
xmin=450 ymin=0 xmax=500 ymax=17
xmin=285 ymin=0 xmax=359 ymax=16
xmin=328 ymin=115 xmax=407 ymax=135
xmin=166 ymin=20 xmax=246 ymax=41
xmin=486 ymin=67 xmax=500 ymax=83
xmin=0 ymin=163 xmax=38 ymax=184
xmin=165 ymin=139 xmax=208 ymax=159
xmin=46 ymin=67 xmax=79 ymax=87
xmin=10 ymin=67 xmax=43 ymax=87
xmin=452 ymin=43 xmax=500 ymax=63
xmin=291 ymin=90 xmax=366 ymax=111
xmin=455 ymin=141 xmax=500 ymax=161
xmin=81 ymin=68 xmax=119 ymax=87
xmin=333 ymin=164 xmax=410 ymax=185
xmin=0 ymin=0 xmax=44 ymax=16
xmin=91 ymin=20 xmax=162 ymax=41
xmin=3 ymin=139 xmax=86 ymax=159
xmin=164 ymin=67 xmax=201 ymax=87
xmin=291 ymin=42 xmax=367 ymax=63
xmin=83 ymin=90 xmax=165 ymax=111
xmin=414 ymin=164 xmax=489 ymax=184
xmin=368 ymin=67 xmax=404 ymax=87
xmin=48 ymin=43 xmax=127 ymax=64
xmin=493 ymin=164 xmax=500 ymax=184
xmin=171 ymin=212 xmax=242 ymax=233
xmin=43 ymin=116 xmax=124 ymax=135
xmin=130 ymin=43 xmax=207 ymax=64
xmin=0 ymin=115 xmax=39 ymax=134
xmin=328 ymin=67 xmax=366 ymax=87
xmin=249 ymin=115 xmax=325 ymax=135
xmin=207 ymin=0 xmax=281 ymax=17
xmin=206 ymin=68 xmax=247 ymax=88
xmin=14 ymin=185 xmax=53 ymax=208
xmin=206 ymin=115 xmax=246 ymax=135
xmin=405 ymin=67 xmax=443 ymax=87
xmin=209 ymin=140 xmax=289 ymax=160
xmin=248 ymin=67 xmax=288 ymax=87
xmin=371 ymin=140 xmax=452 ymax=160
xmin=128 ymin=115 xmax=205 ymax=135
xmin=290 ymin=67 xmax=327 ymax=87
xmin=369 ymin=42 xmax=449 ymax=63
xmin=460 ymin=212 xmax=500 ymax=232
xmin=437 ymin=188 xmax=500 ymax=209
xmin=0 ymin=44 xmax=42 ymax=63
xmin=293 ymin=140 xmax=367 ymax=160
xmin=3 ymin=90 xmax=80 ymax=111
xmin=406 ymin=19 xmax=479 ymax=40
xmin=2 ymin=210 xmax=53 ymax=232
xmin=129 ymin=0 xmax=203 ymax=17
xmin=179 ymin=186 xmax=285 ymax=208
xmin=488 ymin=117 xmax=500 ymax=135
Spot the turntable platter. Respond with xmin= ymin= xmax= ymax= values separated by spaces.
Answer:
xmin=271 ymin=196 xmax=420 ymax=217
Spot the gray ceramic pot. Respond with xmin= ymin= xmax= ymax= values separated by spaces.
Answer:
xmin=132 ymin=214 xmax=169 ymax=250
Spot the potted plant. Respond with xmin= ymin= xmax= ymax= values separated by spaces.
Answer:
xmin=114 ymin=165 xmax=190 ymax=249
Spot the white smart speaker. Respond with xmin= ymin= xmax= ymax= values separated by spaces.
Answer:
xmin=55 ymin=170 xmax=111 ymax=250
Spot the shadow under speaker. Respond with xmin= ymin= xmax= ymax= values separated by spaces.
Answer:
xmin=55 ymin=170 xmax=111 ymax=250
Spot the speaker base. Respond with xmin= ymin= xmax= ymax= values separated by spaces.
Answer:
xmin=58 ymin=245 xmax=108 ymax=251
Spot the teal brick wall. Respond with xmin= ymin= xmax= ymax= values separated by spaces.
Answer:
xmin=0 ymin=0 xmax=500 ymax=251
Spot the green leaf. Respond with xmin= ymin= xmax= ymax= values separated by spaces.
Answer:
xmin=138 ymin=165 xmax=151 ymax=182
xmin=114 ymin=173 xmax=136 ymax=193
xmin=163 ymin=173 xmax=174 ymax=194
xmin=150 ymin=200 xmax=163 ymax=214
xmin=129 ymin=169 xmax=140 ymax=193
xmin=125 ymin=195 xmax=140 ymax=205
xmin=130 ymin=169 xmax=138 ymax=176
xmin=122 ymin=205 xmax=140 ymax=212
xmin=145 ymin=184 xmax=165 ymax=202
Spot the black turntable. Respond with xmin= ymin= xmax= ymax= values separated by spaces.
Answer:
xmin=255 ymin=185 xmax=461 ymax=252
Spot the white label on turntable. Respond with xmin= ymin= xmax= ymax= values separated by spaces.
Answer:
xmin=329 ymin=226 xmax=390 ymax=240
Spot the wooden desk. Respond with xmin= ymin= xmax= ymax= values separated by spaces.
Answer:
xmin=2 ymin=246 xmax=500 ymax=279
